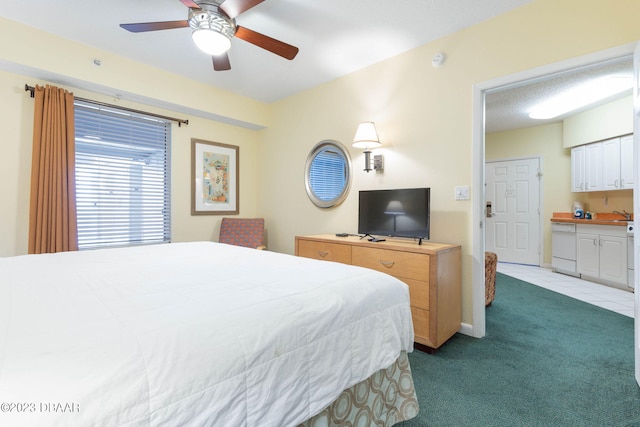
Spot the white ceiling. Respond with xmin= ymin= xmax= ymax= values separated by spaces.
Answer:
xmin=2 ymin=0 xmax=630 ymax=133
xmin=0 ymin=0 xmax=531 ymax=103
xmin=485 ymin=56 xmax=633 ymax=133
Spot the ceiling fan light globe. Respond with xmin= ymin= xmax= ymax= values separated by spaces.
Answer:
xmin=192 ymin=29 xmax=231 ymax=55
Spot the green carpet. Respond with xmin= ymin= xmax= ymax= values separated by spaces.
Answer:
xmin=400 ymin=272 xmax=640 ymax=427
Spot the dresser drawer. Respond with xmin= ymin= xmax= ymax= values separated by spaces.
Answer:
xmin=297 ymin=239 xmax=351 ymax=264
xmin=352 ymin=246 xmax=429 ymax=282
xmin=295 ymin=234 xmax=461 ymax=350
xmin=410 ymin=307 xmax=431 ymax=344
xmin=404 ymin=278 xmax=429 ymax=309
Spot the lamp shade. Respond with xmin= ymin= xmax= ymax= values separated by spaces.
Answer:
xmin=352 ymin=122 xmax=382 ymax=149
xmin=192 ymin=29 xmax=232 ymax=56
xmin=384 ymin=200 xmax=405 ymax=215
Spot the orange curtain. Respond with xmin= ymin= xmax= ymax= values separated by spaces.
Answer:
xmin=28 ymin=85 xmax=78 ymax=254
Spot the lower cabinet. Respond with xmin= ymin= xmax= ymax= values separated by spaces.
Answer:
xmin=295 ymin=234 xmax=461 ymax=349
xmin=576 ymin=224 xmax=628 ymax=288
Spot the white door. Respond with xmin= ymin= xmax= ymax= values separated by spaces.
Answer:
xmin=486 ymin=157 xmax=541 ymax=265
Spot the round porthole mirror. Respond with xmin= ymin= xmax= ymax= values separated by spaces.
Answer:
xmin=304 ymin=140 xmax=352 ymax=209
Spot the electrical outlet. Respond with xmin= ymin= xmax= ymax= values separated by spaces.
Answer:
xmin=455 ymin=186 xmax=469 ymax=201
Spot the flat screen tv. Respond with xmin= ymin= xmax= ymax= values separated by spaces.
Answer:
xmin=358 ymin=188 xmax=430 ymax=244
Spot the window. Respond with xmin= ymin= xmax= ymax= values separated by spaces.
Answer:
xmin=74 ymin=101 xmax=171 ymax=249
xmin=304 ymin=140 xmax=352 ymax=209
xmin=309 ymin=149 xmax=346 ymax=199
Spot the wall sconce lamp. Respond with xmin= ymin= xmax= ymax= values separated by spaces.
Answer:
xmin=352 ymin=122 xmax=384 ymax=173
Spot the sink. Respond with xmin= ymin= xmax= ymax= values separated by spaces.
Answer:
xmin=599 ymin=219 xmax=632 ymax=222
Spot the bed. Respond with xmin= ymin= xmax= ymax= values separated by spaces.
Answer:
xmin=0 ymin=241 xmax=418 ymax=426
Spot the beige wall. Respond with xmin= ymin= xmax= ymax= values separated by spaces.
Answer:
xmin=564 ymin=95 xmax=634 ymax=147
xmin=259 ymin=0 xmax=640 ymax=328
xmin=2 ymin=0 xmax=640 ymax=330
xmin=0 ymin=70 xmax=33 ymax=256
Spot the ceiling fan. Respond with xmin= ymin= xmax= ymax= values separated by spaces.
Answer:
xmin=120 ymin=0 xmax=299 ymax=71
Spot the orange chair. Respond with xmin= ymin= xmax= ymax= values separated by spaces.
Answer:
xmin=485 ymin=251 xmax=497 ymax=306
xmin=219 ymin=218 xmax=266 ymax=250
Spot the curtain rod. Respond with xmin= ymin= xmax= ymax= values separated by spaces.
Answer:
xmin=24 ymin=84 xmax=189 ymax=127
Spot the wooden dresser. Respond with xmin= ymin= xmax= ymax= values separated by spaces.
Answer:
xmin=295 ymin=234 xmax=461 ymax=350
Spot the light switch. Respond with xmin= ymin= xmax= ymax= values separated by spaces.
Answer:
xmin=455 ymin=186 xmax=469 ymax=201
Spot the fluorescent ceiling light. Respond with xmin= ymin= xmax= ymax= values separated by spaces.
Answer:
xmin=528 ymin=76 xmax=632 ymax=120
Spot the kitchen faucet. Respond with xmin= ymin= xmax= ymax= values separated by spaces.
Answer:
xmin=613 ymin=210 xmax=631 ymax=220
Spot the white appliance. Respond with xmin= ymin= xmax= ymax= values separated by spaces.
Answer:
xmin=551 ymin=222 xmax=578 ymax=276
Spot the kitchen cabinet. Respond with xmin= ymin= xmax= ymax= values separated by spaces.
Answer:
xmin=576 ymin=224 xmax=628 ymax=288
xmin=572 ymin=134 xmax=633 ymax=192
xmin=619 ymin=134 xmax=634 ymax=189
xmin=603 ymin=135 xmax=634 ymax=190
xmin=571 ymin=143 xmax=603 ymax=192
xmin=602 ymin=137 xmax=620 ymax=190
xmin=571 ymin=145 xmax=586 ymax=192
xmin=584 ymin=142 xmax=603 ymax=191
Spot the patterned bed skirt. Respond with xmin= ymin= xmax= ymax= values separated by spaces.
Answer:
xmin=299 ymin=351 xmax=419 ymax=427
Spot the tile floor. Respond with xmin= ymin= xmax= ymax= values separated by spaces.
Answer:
xmin=497 ymin=262 xmax=635 ymax=318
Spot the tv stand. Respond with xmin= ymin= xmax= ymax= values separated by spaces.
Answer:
xmin=294 ymin=234 xmax=462 ymax=350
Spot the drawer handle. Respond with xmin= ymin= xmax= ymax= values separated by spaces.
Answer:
xmin=379 ymin=260 xmax=395 ymax=268
xmin=317 ymin=251 xmax=329 ymax=257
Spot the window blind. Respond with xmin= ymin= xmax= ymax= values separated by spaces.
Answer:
xmin=309 ymin=149 xmax=346 ymax=201
xmin=74 ymin=101 xmax=171 ymax=249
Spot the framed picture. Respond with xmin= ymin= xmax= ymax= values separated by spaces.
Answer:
xmin=191 ymin=139 xmax=239 ymax=215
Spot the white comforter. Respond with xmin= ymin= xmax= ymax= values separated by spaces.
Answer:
xmin=0 ymin=242 xmax=413 ymax=426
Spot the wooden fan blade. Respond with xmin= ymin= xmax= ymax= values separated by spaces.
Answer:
xmin=212 ymin=54 xmax=231 ymax=71
xmin=219 ymin=0 xmax=264 ymax=19
xmin=120 ymin=20 xmax=189 ymax=33
xmin=179 ymin=0 xmax=201 ymax=9
xmin=235 ymin=26 xmax=299 ymax=60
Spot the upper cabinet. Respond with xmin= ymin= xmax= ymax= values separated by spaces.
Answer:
xmin=571 ymin=145 xmax=586 ymax=192
xmin=619 ymin=134 xmax=634 ymax=189
xmin=585 ymin=142 xmax=603 ymax=191
xmin=571 ymin=134 xmax=633 ymax=193
xmin=602 ymin=137 xmax=621 ymax=190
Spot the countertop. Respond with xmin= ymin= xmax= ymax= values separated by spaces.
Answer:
xmin=551 ymin=212 xmax=633 ymax=226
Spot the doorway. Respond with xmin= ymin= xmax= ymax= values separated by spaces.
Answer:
xmin=471 ymin=43 xmax=637 ymax=340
